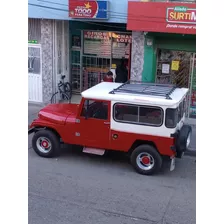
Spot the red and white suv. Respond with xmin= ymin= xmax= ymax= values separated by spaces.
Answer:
xmin=29 ymin=81 xmax=192 ymax=175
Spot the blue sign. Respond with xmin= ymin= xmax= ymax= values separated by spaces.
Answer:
xmin=69 ymin=0 xmax=109 ymax=20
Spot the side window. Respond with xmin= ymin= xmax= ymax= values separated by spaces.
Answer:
xmin=81 ymin=100 xmax=108 ymax=120
xmin=165 ymin=108 xmax=178 ymax=128
xmin=178 ymin=101 xmax=185 ymax=122
xmin=139 ymin=107 xmax=163 ymax=126
xmin=114 ymin=104 xmax=163 ymax=126
xmin=114 ymin=104 xmax=138 ymax=122
xmin=178 ymin=102 xmax=182 ymax=122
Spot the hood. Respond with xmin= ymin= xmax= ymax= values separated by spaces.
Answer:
xmin=38 ymin=104 xmax=79 ymax=125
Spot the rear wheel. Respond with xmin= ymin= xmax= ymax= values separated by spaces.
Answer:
xmin=32 ymin=130 xmax=60 ymax=158
xmin=130 ymin=144 xmax=162 ymax=175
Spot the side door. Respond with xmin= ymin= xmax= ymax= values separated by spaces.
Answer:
xmin=77 ymin=99 xmax=111 ymax=149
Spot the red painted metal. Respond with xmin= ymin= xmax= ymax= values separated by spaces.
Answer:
xmin=30 ymin=98 xmax=176 ymax=157
xmin=127 ymin=2 xmax=196 ymax=35
xmin=142 ymin=156 xmax=150 ymax=165
xmin=42 ymin=140 xmax=48 ymax=148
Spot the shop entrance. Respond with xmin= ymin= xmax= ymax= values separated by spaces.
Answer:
xmin=71 ymin=31 xmax=132 ymax=93
xmin=28 ymin=44 xmax=42 ymax=102
xmin=155 ymin=49 xmax=196 ymax=118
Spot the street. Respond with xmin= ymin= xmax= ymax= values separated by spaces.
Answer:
xmin=28 ymin=139 xmax=196 ymax=224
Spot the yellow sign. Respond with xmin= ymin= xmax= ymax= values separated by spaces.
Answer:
xmin=171 ymin=61 xmax=180 ymax=71
xmin=111 ymin=64 xmax=117 ymax=69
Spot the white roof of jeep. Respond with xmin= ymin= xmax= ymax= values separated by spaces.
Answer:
xmin=81 ymin=82 xmax=189 ymax=107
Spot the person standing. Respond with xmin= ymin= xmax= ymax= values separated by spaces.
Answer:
xmin=103 ymin=71 xmax=113 ymax=82
xmin=115 ymin=58 xmax=128 ymax=83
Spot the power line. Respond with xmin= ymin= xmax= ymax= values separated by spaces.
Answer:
xmin=29 ymin=3 xmax=177 ymax=24
xmin=35 ymin=0 xmax=177 ymax=20
xmin=30 ymin=4 xmax=127 ymax=29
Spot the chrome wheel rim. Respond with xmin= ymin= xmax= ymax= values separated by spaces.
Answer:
xmin=136 ymin=152 xmax=155 ymax=171
xmin=36 ymin=137 xmax=52 ymax=153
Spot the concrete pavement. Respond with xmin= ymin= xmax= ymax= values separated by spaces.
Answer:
xmin=28 ymin=143 xmax=196 ymax=224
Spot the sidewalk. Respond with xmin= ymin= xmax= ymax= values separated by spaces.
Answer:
xmin=28 ymin=102 xmax=196 ymax=156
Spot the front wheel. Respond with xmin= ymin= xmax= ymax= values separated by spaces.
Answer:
xmin=32 ymin=130 xmax=60 ymax=158
xmin=130 ymin=144 xmax=162 ymax=175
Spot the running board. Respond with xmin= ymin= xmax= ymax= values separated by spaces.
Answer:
xmin=83 ymin=147 xmax=105 ymax=156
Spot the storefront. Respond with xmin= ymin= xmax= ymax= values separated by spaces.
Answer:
xmin=70 ymin=28 xmax=132 ymax=93
xmin=127 ymin=2 xmax=196 ymax=118
xmin=68 ymin=0 xmax=132 ymax=93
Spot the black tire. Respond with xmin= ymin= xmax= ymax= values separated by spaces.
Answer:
xmin=32 ymin=129 xmax=60 ymax=158
xmin=130 ymin=144 xmax=162 ymax=175
xmin=51 ymin=92 xmax=69 ymax=104
xmin=176 ymin=125 xmax=192 ymax=153
xmin=64 ymin=82 xmax=72 ymax=100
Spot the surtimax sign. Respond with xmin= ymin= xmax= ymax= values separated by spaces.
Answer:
xmin=167 ymin=6 xmax=196 ymax=24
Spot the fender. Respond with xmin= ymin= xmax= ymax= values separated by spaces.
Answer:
xmin=28 ymin=118 xmax=63 ymax=137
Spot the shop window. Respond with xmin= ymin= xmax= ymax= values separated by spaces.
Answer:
xmin=114 ymin=104 xmax=163 ymax=126
xmin=81 ymin=100 xmax=108 ymax=120
xmin=156 ymin=49 xmax=192 ymax=88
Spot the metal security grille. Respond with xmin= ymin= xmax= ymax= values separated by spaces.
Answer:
xmin=82 ymin=56 xmax=111 ymax=91
xmin=156 ymin=50 xmax=192 ymax=88
xmin=71 ymin=30 xmax=132 ymax=93
xmin=28 ymin=19 xmax=41 ymax=43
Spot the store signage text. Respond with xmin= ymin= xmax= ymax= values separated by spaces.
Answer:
xmin=127 ymin=2 xmax=196 ymax=34
xmin=84 ymin=31 xmax=110 ymax=40
xmin=114 ymin=34 xmax=132 ymax=43
xmin=69 ymin=0 xmax=108 ymax=19
xmin=72 ymin=2 xmax=97 ymax=18
xmin=167 ymin=6 xmax=196 ymax=24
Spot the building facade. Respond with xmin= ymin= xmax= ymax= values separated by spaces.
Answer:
xmin=28 ymin=0 xmax=129 ymax=104
xmin=127 ymin=1 xmax=196 ymax=119
xmin=28 ymin=0 xmax=196 ymax=120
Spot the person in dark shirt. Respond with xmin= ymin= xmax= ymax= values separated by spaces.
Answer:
xmin=115 ymin=58 xmax=128 ymax=83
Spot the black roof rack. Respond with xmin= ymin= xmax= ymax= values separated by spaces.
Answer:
xmin=109 ymin=80 xmax=177 ymax=99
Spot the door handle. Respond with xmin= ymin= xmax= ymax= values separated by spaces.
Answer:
xmin=104 ymin=122 xmax=110 ymax=125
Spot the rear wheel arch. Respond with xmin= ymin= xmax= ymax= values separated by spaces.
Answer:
xmin=129 ymin=140 xmax=159 ymax=155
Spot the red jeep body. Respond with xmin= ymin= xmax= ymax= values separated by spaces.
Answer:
xmin=29 ymin=82 xmax=191 ymax=175
xmin=30 ymin=100 xmax=175 ymax=157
